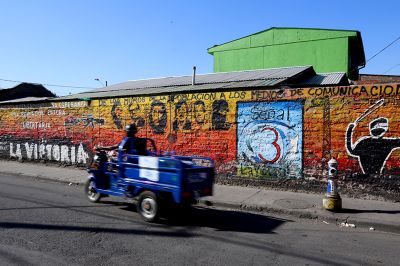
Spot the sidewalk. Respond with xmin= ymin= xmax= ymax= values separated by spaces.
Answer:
xmin=0 ymin=160 xmax=399 ymax=233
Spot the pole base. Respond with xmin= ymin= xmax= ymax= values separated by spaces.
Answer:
xmin=323 ymin=194 xmax=342 ymax=211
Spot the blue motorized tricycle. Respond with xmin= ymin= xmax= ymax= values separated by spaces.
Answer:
xmin=84 ymin=137 xmax=214 ymax=222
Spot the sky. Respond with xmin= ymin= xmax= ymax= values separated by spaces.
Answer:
xmin=0 ymin=0 xmax=399 ymax=96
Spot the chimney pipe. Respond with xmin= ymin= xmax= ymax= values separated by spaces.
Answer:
xmin=192 ymin=66 xmax=196 ymax=86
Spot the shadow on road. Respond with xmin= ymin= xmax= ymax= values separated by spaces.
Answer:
xmin=338 ymin=208 xmax=400 ymax=214
xmin=158 ymin=206 xmax=291 ymax=234
xmin=98 ymin=199 xmax=290 ymax=234
xmin=0 ymin=202 xmax=289 ymax=236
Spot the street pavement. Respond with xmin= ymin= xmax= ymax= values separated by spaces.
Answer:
xmin=3 ymin=172 xmax=399 ymax=265
xmin=0 ymin=160 xmax=399 ymax=234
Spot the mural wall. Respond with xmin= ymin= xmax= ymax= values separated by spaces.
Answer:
xmin=1 ymin=84 xmax=400 ymax=198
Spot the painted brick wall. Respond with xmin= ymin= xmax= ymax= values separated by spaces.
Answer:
xmin=1 ymin=84 xmax=399 ymax=199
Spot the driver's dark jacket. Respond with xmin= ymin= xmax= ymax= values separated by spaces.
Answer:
xmin=118 ymin=137 xmax=147 ymax=156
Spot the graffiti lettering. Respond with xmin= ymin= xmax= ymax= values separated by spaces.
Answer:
xmin=228 ymin=91 xmax=246 ymax=99
xmin=250 ymin=105 xmax=289 ymax=121
xmin=9 ymin=142 xmax=89 ymax=164
xmin=309 ymin=86 xmax=365 ymax=97
xmin=290 ymin=89 xmax=304 ymax=97
xmin=251 ymin=90 xmax=285 ymax=100
xmin=370 ymin=85 xmax=400 ymax=97
xmin=175 ymin=93 xmax=218 ymax=102
xmin=64 ymin=115 xmax=105 ymax=128
xmin=124 ymin=97 xmax=146 ymax=105
xmin=237 ymin=165 xmax=286 ymax=179
xmin=1 ymin=103 xmax=51 ymax=109
xmin=306 ymin=85 xmax=400 ymax=98
xmin=51 ymin=101 xmax=87 ymax=108
xmin=14 ymin=110 xmax=45 ymax=118
xmin=47 ymin=109 xmax=66 ymax=116
xmin=22 ymin=121 xmax=51 ymax=129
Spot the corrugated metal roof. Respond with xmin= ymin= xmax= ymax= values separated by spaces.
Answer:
xmin=89 ymin=66 xmax=311 ymax=93
xmin=54 ymin=66 xmax=312 ymax=100
xmin=57 ymin=78 xmax=287 ymax=101
xmin=300 ymin=72 xmax=348 ymax=86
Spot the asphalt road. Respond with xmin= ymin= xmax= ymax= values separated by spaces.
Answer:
xmin=0 ymin=173 xmax=399 ymax=266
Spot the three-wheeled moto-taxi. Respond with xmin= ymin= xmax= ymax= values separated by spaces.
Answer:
xmin=84 ymin=137 xmax=214 ymax=222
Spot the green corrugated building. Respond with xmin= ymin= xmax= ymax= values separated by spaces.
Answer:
xmin=207 ymin=27 xmax=366 ymax=80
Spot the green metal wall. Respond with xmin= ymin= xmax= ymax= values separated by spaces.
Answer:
xmin=208 ymin=28 xmax=363 ymax=79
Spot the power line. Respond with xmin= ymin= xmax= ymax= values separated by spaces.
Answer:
xmin=367 ymin=36 xmax=400 ymax=63
xmin=382 ymin=63 xmax=400 ymax=75
xmin=0 ymin=77 xmax=96 ymax=89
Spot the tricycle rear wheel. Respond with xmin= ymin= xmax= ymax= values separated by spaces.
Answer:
xmin=84 ymin=179 xmax=101 ymax=203
xmin=137 ymin=191 xmax=159 ymax=222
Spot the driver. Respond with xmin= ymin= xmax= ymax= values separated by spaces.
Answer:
xmin=96 ymin=124 xmax=146 ymax=157
xmin=119 ymin=124 xmax=147 ymax=156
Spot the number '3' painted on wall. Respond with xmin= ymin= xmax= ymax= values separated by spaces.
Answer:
xmin=258 ymin=127 xmax=281 ymax=163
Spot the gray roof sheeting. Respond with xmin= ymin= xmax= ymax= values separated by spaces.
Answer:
xmin=58 ymin=66 xmax=312 ymax=100
xmin=88 ymin=66 xmax=311 ymax=93
xmin=300 ymin=72 xmax=347 ymax=86
xmin=58 ymin=79 xmax=287 ymax=101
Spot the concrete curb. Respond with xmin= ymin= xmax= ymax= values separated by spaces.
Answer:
xmin=198 ymin=199 xmax=400 ymax=234
xmin=0 ymin=170 xmax=86 ymax=186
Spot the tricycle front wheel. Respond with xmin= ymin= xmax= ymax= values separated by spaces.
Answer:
xmin=84 ymin=179 xmax=101 ymax=203
xmin=137 ymin=191 xmax=159 ymax=222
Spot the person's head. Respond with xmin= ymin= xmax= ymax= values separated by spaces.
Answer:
xmin=213 ymin=100 xmax=229 ymax=116
xmin=125 ymin=123 xmax=138 ymax=137
xmin=369 ymin=117 xmax=388 ymax=137
xmin=193 ymin=100 xmax=206 ymax=124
